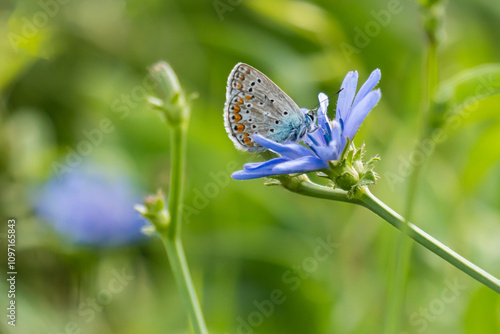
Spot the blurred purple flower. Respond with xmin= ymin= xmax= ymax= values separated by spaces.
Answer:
xmin=34 ymin=166 xmax=147 ymax=246
xmin=232 ymin=69 xmax=381 ymax=180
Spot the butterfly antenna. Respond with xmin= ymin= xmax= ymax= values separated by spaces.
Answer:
xmin=310 ymin=88 xmax=344 ymax=111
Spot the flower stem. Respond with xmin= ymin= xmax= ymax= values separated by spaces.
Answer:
xmin=281 ymin=178 xmax=500 ymax=293
xmin=147 ymin=61 xmax=208 ymax=333
xmin=384 ymin=7 xmax=440 ymax=332
xmin=168 ymin=125 xmax=185 ymax=239
xmin=162 ymin=122 xmax=208 ymax=334
xmin=357 ymin=187 xmax=500 ymax=294
xmin=278 ymin=174 xmax=358 ymax=205
xmin=161 ymin=236 xmax=208 ymax=334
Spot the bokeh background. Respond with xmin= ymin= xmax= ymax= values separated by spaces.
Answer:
xmin=1 ymin=0 xmax=500 ymax=333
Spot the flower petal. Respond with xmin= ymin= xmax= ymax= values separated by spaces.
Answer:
xmin=336 ymin=71 xmax=358 ymax=123
xmin=314 ymin=139 xmax=341 ymax=162
xmin=343 ymin=89 xmax=381 ymax=140
xmin=243 ymin=157 xmax=290 ymax=170
xmin=328 ymin=120 xmax=345 ymax=152
xmin=232 ymin=169 xmax=275 ymax=180
xmin=272 ymin=156 xmax=327 ymax=174
xmin=253 ymin=134 xmax=313 ymax=159
xmin=304 ymin=128 xmax=326 ymax=147
xmin=352 ymin=69 xmax=381 ymax=110
xmin=317 ymin=92 xmax=330 ymax=130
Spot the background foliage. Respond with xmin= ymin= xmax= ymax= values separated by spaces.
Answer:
xmin=1 ymin=0 xmax=499 ymax=333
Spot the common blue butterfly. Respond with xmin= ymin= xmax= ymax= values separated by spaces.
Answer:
xmin=224 ymin=63 xmax=315 ymax=152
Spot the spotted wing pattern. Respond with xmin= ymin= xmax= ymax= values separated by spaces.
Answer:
xmin=224 ymin=63 xmax=304 ymax=152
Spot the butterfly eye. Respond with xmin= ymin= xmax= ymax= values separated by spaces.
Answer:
xmin=306 ymin=113 xmax=315 ymax=121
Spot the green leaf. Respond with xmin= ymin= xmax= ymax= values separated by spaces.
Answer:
xmin=461 ymin=122 xmax=500 ymax=191
xmin=429 ymin=64 xmax=500 ymax=133
xmin=365 ymin=155 xmax=381 ymax=170
xmin=360 ymin=170 xmax=378 ymax=185
xmin=353 ymin=144 xmax=364 ymax=161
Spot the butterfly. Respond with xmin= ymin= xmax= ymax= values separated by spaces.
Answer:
xmin=224 ymin=63 xmax=315 ymax=153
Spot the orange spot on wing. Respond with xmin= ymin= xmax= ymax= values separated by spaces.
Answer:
xmin=233 ymin=105 xmax=240 ymax=113
xmin=244 ymin=137 xmax=251 ymax=144
xmin=244 ymin=95 xmax=252 ymax=100
xmin=234 ymin=113 xmax=242 ymax=122
xmin=236 ymin=98 xmax=243 ymax=105
xmin=237 ymin=124 xmax=245 ymax=133
xmin=237 ymin=83 xmax=242 ymax=89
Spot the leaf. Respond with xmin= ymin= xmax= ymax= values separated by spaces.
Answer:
xmin=461 ymin=122 xmax=500 ymax=191
xmin=429 ymin=64 xmax=500 ymax=133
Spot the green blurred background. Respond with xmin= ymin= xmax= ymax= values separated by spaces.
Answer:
xmin=1 ymin=0 xmax=500 ymax=333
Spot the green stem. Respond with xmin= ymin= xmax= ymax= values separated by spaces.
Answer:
xmin=278 ymin=174 xmax=359 ymax=205
xmin=281 ymin=177 xmax=500 ymax=293
xmin=168 ymin=125 xmax=186 ymax=239
xmin=161 ymin=236 xmax=208 ymax=334
xmin=163 ymin=122 xmax=208 ymax=334
xmin=384 ymin=14 xmax=440 ymax=333
xmin=147 ymin=62 xmax=207 ymax=333
xmin=359 ymin=187 xmax=500 ymax=293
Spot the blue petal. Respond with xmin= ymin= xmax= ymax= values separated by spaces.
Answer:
xmin=317 ymin=92 xmax=330 ymax=130
xmin=253 ymin=134 xmax=313 ymax=159
xmin=305 ymin=127 xmax=326 ymax=147
xmin=343 ymin=89 xmax=381 ymax=140
xmin=314 ymin=140 xmax=341 ymax=162
xmin=232 ymin=169 xmax=275 ymax=180
xmin=323 ymin=124 xmax=332 ymax=143
xmin=352 ymin=69 xmax=381 ymax=110
xmin=305 ymin=133 xmax=320 ymax=147
xmin=272 ymin=156 xmax=327 ymax=174
xmin=327 ymin=121 xmax=344 ymax=152
xmin=233 ymin=157 xmax=292 ymax=179
xmin=243 ymin=157 xmax=290 ymax=170
xmin=336 ymin=71 xmax=358 ymax=123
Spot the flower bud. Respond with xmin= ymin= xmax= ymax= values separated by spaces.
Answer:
xmin=135 ymin=190 xmax=170 ymax=234
xmin=148 ymin=61 xmax=189 ymax=125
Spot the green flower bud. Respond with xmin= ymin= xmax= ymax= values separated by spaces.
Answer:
xmin=148 ymin=61 xmax=189 ymax=125
xmin=135 ymin=190 xmax=170 ymax=234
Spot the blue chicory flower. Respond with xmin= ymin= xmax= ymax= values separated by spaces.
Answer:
xmin=34 ymin=165 xmax=147 ymax=247
xmin=232 ymin=69 xmax=381 ymax=180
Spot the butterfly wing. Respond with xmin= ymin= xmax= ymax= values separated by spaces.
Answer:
xmin=224 ymin=63 xmax=306 ymax=152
